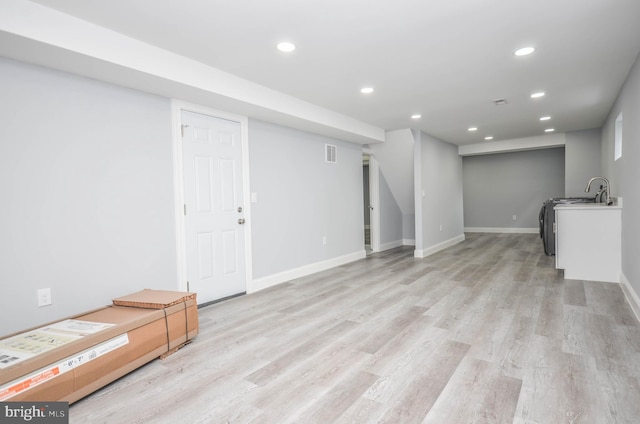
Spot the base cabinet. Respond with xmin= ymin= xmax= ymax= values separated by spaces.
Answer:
xmin=555 ymin=204 xmax=621 ymax=283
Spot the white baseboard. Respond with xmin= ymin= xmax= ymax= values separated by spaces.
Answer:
xmin=380 ymin=240 xmax=403 ymax=251
xmin=620 ymin=272 xmax=640 ymax=323
xmin=414 ymin=234 xmax=466 ymax=259
xmin=464 ymin=227 xmax=539 ymax=234
xmin=376 ymin=239 xmax=415 ymax=252
xmin=249 ymin=250 xmax=366 ymax=293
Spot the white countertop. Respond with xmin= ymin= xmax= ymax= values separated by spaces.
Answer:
xmin=554 ymin=202 xmax=622 ymax=210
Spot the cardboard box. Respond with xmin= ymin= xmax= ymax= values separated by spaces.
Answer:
xmin=113 ymin=289 xmax=197 ymax=309
xmin=113 ymin=289 xmax=199 ymax=352
xmin=0 ymin=290 xmax=198 ymax=403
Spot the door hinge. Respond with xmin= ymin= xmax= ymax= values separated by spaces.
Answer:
xmin=186 ymin=281 xmax=190 ymax=292
xmin=184 ymin=204 xmax=187 ymax=215
xmin=181 ymin=124 xmax=189 ymax=137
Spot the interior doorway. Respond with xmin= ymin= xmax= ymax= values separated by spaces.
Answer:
xmin=363 ymin=152 xmax=380 ymax=254
xmin=363 ymin=156 xmax=372 ymax=253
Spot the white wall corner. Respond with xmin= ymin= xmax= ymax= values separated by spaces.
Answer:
xmin=620 ymin=273 xmax=640 ymax=324
xmin=414 ymin=234 xmax=465 ymax=259
xmin=459 ymin=133 xmax=566 ymax=157
xmin=380 ymin=240 xmax=404 ymax=251
xmin=249 ymin=250 xmax=366 ymax=293
xmin=402 ymin=239 xmax=416 ymax=246
xmin=370 ymin=129 xmax=415 ymax=215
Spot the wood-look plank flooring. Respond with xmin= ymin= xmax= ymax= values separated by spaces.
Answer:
xmin=69 ymin=233 xmax=640 ymax=423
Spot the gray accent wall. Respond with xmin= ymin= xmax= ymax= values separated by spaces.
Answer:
xmin=565 ymin=129 xmax=602 ymax=196
xmin=463 ymin=148 xmax=565 ymax=229
xmin=602 ymin=52 xmax=640 ymax=298
xmin=415 ymin=131 xmax=464 ymax=250
xmin=248 ymin=119 xmax=364 ymax=279
xmin=0 ymin=58 xmax=177 ymax=337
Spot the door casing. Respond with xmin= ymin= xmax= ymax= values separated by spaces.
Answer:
xmin=363 ymin=148 xmax=381 ymax=253
xmin=171 ymin=100 xmax=253 ymax=295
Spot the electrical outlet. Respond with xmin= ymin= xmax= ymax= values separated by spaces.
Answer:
xmin=439 ymin=224 xmax=443 ymax=232
xmin=37 ymin=288 xmax=52 ymax=307
xmin=322 ymin=236 xmax=327 ymax=246
xmin=512 ymin=214 xmax=517 ymax=221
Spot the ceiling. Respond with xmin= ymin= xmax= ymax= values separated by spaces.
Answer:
xmin=10 ymin=0 xmax=640 ymax=145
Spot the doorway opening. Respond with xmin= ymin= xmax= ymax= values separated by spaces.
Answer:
xmin=363 ymin=156 xmax=371 ymax=253
xmin=363 ymin=152 xmax=380 ymax=254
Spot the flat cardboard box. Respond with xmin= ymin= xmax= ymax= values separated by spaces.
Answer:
xmin=113 ymin=289 xmax=197 ymax=309
xmin=0 ymin=290 xmax=198 ymax=403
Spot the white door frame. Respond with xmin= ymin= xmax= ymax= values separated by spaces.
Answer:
xmin=171 ymin=100 xmax=253 ymax=294
xmin=363 ymin=149 xmax=381 ymax=253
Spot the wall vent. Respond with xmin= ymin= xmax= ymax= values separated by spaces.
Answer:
xmin=325 ymin=144 xmax=337 ymax=163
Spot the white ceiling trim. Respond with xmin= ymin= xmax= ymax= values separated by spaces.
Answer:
xmin=458 ymin=133 xmax=566 ymax=156
xmin=0 ymin=0 xmax=385 ymax=145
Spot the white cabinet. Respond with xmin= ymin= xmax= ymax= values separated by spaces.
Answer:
xmin=555 ymin=203 xmax=622 ymax=283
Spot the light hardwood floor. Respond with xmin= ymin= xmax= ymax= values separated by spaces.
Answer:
xmin=69 ymin=233 xmax=640 ymax=423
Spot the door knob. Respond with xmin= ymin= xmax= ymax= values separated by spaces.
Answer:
xmin=238 ymin=218 xmax=246 ymax=225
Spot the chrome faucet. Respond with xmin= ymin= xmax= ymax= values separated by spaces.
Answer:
xmin=585 ymin=176 xmax=612 ymax=205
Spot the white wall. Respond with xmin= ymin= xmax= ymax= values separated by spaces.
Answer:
xmin=414 ymin=131 xmax=465 ymax=257
xmin=370 ymin=129 xmax=415 ymax=241
xmin=601 ymin=52 xmax=640 ymax=303
xmin=565 ymin=129 xmax=602 ymax=197
xmin=0 ymin=58 xmax=178 ymax=337
xmin=248 ymin=119 xmax=365 ymax=286
xmin=378 ymin=171 xmax=403 ymax=248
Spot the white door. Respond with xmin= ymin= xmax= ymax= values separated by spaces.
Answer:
xmin=181 ymin=110 xmax=246 ymax=303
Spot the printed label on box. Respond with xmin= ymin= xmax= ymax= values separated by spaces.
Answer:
xmin=0 ymin=320 xmax=116 ymax=369
xmin=0 ymin=333 xmax=129 ymax=401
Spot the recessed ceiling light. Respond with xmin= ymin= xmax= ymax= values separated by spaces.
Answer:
xmin=530 ymin=91 xmax=546 ymax=98
xmin=468 ymin=127 xmax=478 ymax=132
xmin=514 ymin=47 xmax=535 ymax=56
xmin=360 ymin=87 xmax=374 ymax=94
xmin=485 ymin=136 xmax=494 ymax=141
xmin=540 ymin=116 xmax=551 ymax=121
xmin=277 ymin=42 xmax=296 ymax=52
xmin=411 ymin=114 xmax=422 ymax=119
xmin=545 ymin=128 xmax=555 ymax=133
